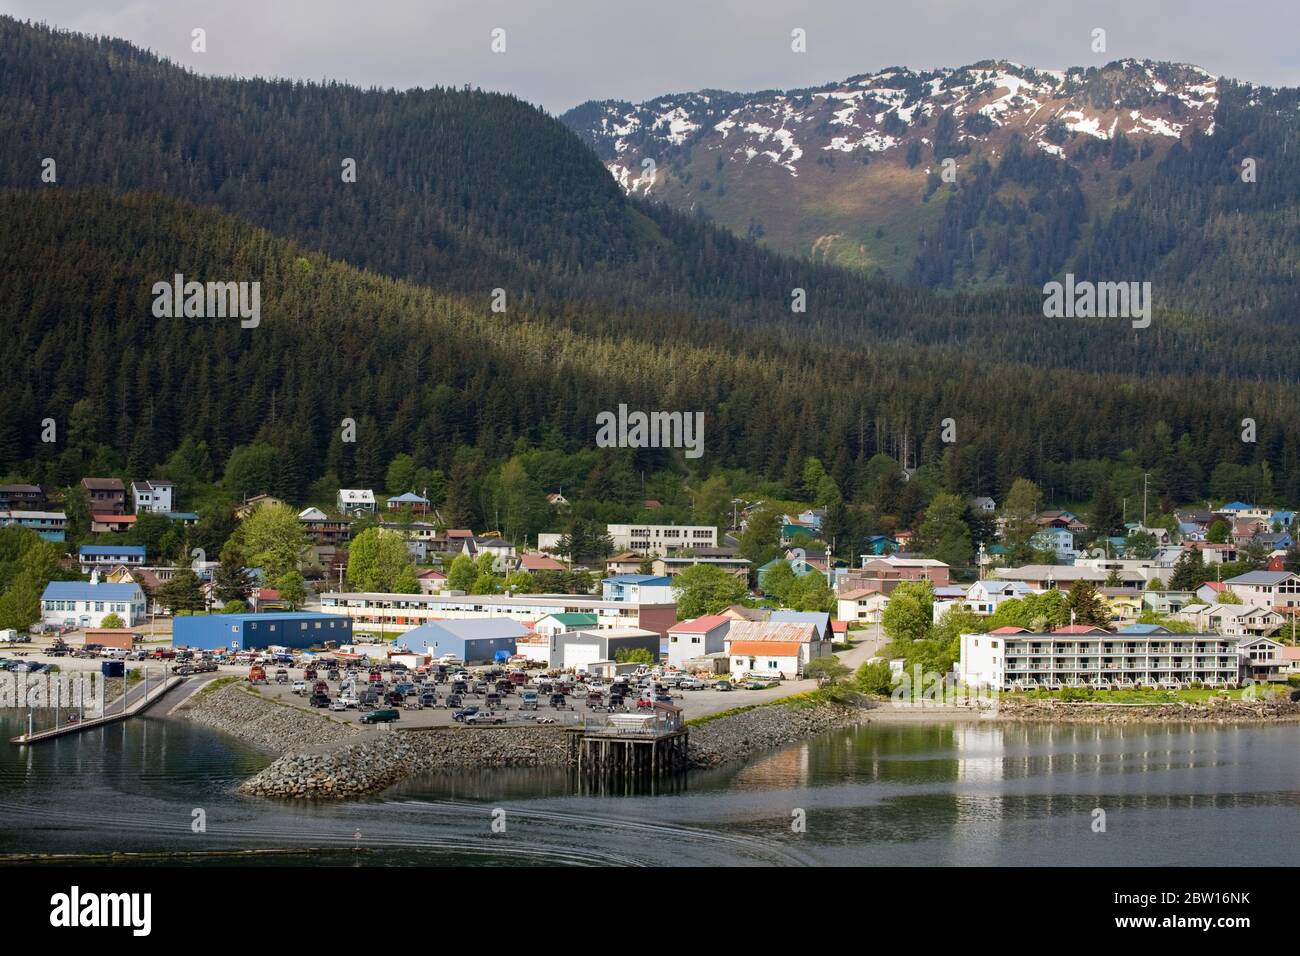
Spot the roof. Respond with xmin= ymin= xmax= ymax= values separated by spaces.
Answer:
xmin=80 ymin=545 xmax=145 ymax=556
xmin=1224 ymin=571 xmax=1295 ymax=586
xmin=604 ymin=574 xmax=672 ymax=585
xmin=726 ymin=620 xmax=819 ymax=644
xmin=838 ymin=588 xmax=885 ymax=601
xmin=91 ymin=513 xmax=136 ymax=524
xmin=1220 ymin=501 xmax=1253 ymax=511
xmin=131 ymin=479 xmax=173 ymax=491
xmin=768 ymin=610 xmax=831 ymax=638
xmin=1052 ymin=625 xmax=1110 ymax=634
xmin=729 ymin=640 xmax=803 ymax=657
xmin=1117 ymin=623 xmax=1170 ymax=634
xmin=298 ymin=507 xmax=329 ymax=520
xmin=388 ymin=491 xmax=429 ymax=504
xmin=542 ymin=612 xmax=599 ymax=627
xmin=415 ymin=568 xmax=447 ymax=579
xmin=989 ymin=626 xmax=1030 ymax=634
xmin=394 ymin=618 xmax=529 ymax=650
xmin=518 ymin=553 xmax=565 ymax=572
xmin=669 ymin=614 xmax=730 ymax=634
xmin=1200 ymin=581 xmax=1227 ymax=591
xmin=81 ymin=477 xmax=124 ymax=491
xmin=42 ymin=581 xmax=143 ymax=601
xmin=337 ymin=489 xmax=376 ymax=503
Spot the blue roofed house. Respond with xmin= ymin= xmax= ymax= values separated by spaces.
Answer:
xmin=41 ymin=579 xmax=147 ymax=628
xmin=863 ymin=535 xmax=899 ymax=556
xmin=386 ymin=491 xmax=431 ymax=515
xmin=392 ymin=618 xmax=528 ymax=664
xmin=79 ymin=544 xmax=145 ymax=574
xmin=601 ymin=574 xmax=676 ymax=604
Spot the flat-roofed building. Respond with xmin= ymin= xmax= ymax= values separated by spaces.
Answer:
xmin=960 ymin=625 xmax=1242 ymax=691
xmin=607 ymin=523 xmax=717 ymax=556
xmin=319 ymin=591 xmax=677 ymax=638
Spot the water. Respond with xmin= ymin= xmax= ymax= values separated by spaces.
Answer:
xmin=1 ymin=711 xmax=1296 ymax=865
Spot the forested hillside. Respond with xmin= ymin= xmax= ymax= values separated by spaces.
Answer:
xmin=2 ymin=16 xmax=1299 ymax=540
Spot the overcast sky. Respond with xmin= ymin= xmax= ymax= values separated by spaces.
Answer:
xmin=5 ymin=0 xmax=1297 ymax=113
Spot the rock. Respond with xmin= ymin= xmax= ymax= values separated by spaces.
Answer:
xmin=686 ymin=701 xmax=867 ymax=769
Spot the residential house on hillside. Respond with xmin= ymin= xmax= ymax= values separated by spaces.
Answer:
xmin=768 ymin=609 xmax=831 ymax=641
xmin=719 ymin=605 xmax=769 ymax=623
xmin=0 ymin=510 xmax=67 ymax=542
xmin=415 ymin=568 xmax=447 ymax=594
xmin=130 ymin=479 xmax=174 ymax=514
xmin=970 ymin=496 xmax=996 ymax=513
xmin=1238 ymin=636 xmax=1288 ymax=683
xmin=89 ymin=513 xmax=135 ymax=534
xmin=79 ymin=544 xmax=145 ymax=574
xmin=1223 ymin=570 xmax=1300 ymax=610
xmin=654 ymin=548 xmax=750 ymax=579
xmin=602 ymin=574 xmax=675 ymax=604
xmin=1031 ymin=526 xmax=1075 ymax=558
xmin=862 ymin=535 xmax=899 ymax=556
xmin=386 ymin=491 xmax=431 ymax=514
xmin=545 ymin=492 xmax=569 ymax=507
xmin=836 ymin=589 xmax=890 ymax=624
xmin=515 ymin=552 xmax=566 ymax=575
xmin=838 ymin=555 xmax=951 ymax=596
xmin=81 ymin=477 xmax=125 ymax=514
xmin=336 ymin=489 xmax=376 ymax=516
xmin=461 ymin=535 xmax=517 ymax=571
xmin=1174 ymin=603 xmax=1284 ymax=638
xmin=534 ymin=612 xmax=599 ymax=639
xmin=0 ymin=484 xmax=44 ymax=511
xmin=1195 ymin=581 xmax=1229 ymax=604
xmin=235 ymin=494 xmax=286 ymax=519
xmin=964 ymin=579 xmax=1035 ymax=615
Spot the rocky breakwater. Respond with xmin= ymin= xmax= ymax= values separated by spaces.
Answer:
xmin=997 ymin=695 xmax=1300 ymax=724
xmin=179 ymin=681 xmax=360 ymax=751
xmin=687 ymin=699 xmax=868 ymax=769
xmin=239 ymin=726 xmax=571 ymax=799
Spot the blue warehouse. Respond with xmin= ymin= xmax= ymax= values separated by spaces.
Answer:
xmin=173 ymin=612 xmax=353 ymax=651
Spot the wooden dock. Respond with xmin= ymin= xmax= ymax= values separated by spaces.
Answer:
xmin=8 ymin=675 xmax=184 ymax=745
xmin=567 ymin=703 xmax=690 ymax=791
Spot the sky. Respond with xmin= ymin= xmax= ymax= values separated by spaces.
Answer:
xmin=4 ymin=0 xmax=1297 ymax=113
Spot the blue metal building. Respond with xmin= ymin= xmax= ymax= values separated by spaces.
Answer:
xmin=173 ymin=612 xmax=353 ymax=651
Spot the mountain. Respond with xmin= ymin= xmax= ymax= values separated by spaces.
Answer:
xmin=563 ymin=60 xmax=1300 ymax=317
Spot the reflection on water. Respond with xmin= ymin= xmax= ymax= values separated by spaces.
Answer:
xmin=0 ymin=711 xmax=1296 ymax=865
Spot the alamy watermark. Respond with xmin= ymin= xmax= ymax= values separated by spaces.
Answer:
xmin=1 ymin=671 xmax=105 ymax=717
xmin=152 ymin=273 xmax=260 ymax=328
xmin=891 ymin=664 xmax=999 ymax=712
xmin=595 ymin=404 xmax=704 ymax=459
xmin=1042 ymin=273 xmax=1151 ymax=329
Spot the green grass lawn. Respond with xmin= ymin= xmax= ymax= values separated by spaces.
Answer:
xmin=1010 ymin=685 xmax=1290 ymax=704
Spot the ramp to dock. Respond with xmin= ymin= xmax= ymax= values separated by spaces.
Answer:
xmin=9 ymin=675 xmax=184 ymax=744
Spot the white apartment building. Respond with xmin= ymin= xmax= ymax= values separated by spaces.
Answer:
xmin=607 ymin=523 xmax=717 ymax=556
xmin=960 ymin=626 xmax=1243 ymax=691
xmin=1222 ymin=571 xmax=1300 ymax=609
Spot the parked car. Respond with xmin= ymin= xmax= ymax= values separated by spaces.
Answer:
xmin=714 ymin=680 xmax=733 ymax=692
xmin=274 ymin=669 xmax=290 ymax=683
xmin=359 ymin=708 xmax=400 ymax=724
xmin=550 ymin=693 xmax=568 ymax=710
xmin=418 ymin=691 xmax=437 ymax=707
xmin=465 ymin=711 xmax=506 ymax=725
xmin=291 ymin=681 xmax=309 ymax=695
xmin=518 ymin=691 xmax=538 ymax=711
xmin=445 ymin=693 xmax=463 ymax=708
xmin=309 ymin=693 xmax=331 ymax=708
xmin=329 ymin=699 xmax=349 ymax=712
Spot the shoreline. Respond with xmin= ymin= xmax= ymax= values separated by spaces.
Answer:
xmin=176 ymin=683 xmax=1298 ymax=800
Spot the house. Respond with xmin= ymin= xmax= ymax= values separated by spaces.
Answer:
xmin=1098 ymin=588 xmax=1143 ymax=624
xmin=970 ymin=496 xmax=996 ymax=514
xmin=757 ymin=556 xmax=819 ymax=591
xmin=130 ymin=479 xmax=174 ymax=514
xmin=0 ymin=484 xmax=45 ymax=511
xmin=89 ymin=513 xmax=136 ymax=534
xmin=991 ymin=565 xmax=1118 ymax=589
xmin=724 ymin=620 xmax=829 ymax=679
xmin=601 ymin=574 xmax=675 ymax=604
xmin=719 ymin=605 xmax=770 ymax=623
xmin=515 ymin=552 xmax=566 ymax=574
xmin=299 ymin=507 xmax=351 ymax=546
xmin=963 ymin=579 xmax=1035 ymax=615
xmin=392 ymin=618 xmax=528 ymax=664
xmin=552 ymin=626 xmax=662 ymax=670
xmin=1282 ymin=645 xmax=1300 ymax=677
xmin=1142 ymin=590 xmax=1196 ymax=616
xmin=81 ymin=477 xmax=125 ymax=514
xmin=534 ymin=612 xmax=599 ymax=639
xmin=165 ymin=511 xmax=200 ymax=526
xmin=386 ymin=491 xmax=431 ymax=514
xmin=960 ymin=628 xmax=1243 ymax=690
xmin=415 ymin=569 xmax=447 ymax=595
xmin=667 ymin=615 xmax=731 ymax=667
xmin=1175 ymin=603 xmax=1284 ymax=638
xmin=336 ymin=489 xmax=376 ymax=516
xmin=1223 ymin=570 xmax=1300 ymax=610
xmin=460 ymin=536 xmax=517 ymax=571
xmin=234 ymin=494 xmax=286 ymax=519
xmin=604 ymin=551 xmax=644 ymax=576
xmin=837 ymin=589 xmax=890 ymax=624
xmin=1031 ymin=526 xmax=1075 ymax=558
xmin=0 ymin=510 xmax=67 ymax=542
xmin=175 ymin=611 xmax=352 ymax=652
xmin=1237 ymin=636 xmax=1288 ymax=683
xmin=862 ymin=535 xmax=899 ymax=556
xmin=838 ymin=555 xmax=951 ymax=595
xmin=546 ymin=492 xmax=569 ymax=507
xmin=768 ymin=609 xmax=831 ymax=641
xmin=41 ymin=579 xmax=147 ymax=628
xmin=606 ymin=523 xmax=717 ymax=556
xmin=79 ymin=545 xmax=145 ymax=574
xmin=1195 ymin=581 xmax=1228 ymax=604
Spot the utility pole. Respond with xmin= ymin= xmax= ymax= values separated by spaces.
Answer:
xmin=1142 ymin=473 xmax=1150 ymax=529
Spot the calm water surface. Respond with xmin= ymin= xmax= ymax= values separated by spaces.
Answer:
xmin=1 ymin=711 xmax=1295 ymax=865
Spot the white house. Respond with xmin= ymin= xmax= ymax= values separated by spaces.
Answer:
xmin=1238 ymin=636 xmax=1288 ymax=683
xmin=723 ymin=620 xmax=829 ymax=679
xmin=41 ymin=578 xmax=147 ymax=628
xmin=667 ymin=614 xmax=730 ymax=668
xmin=1174 ymin=603 xmax=1284 ymax=638
xmin=837 ymin=589 xmax=890 ymax=624
xmin=534 ymin=612 xmax=599 ymax=639
xmin=1223 ymin=570 xmax=1300 ymax=610
xmin=336 ymin=489 xmax=376 ymax=516
xmin=964 ymin=579 xmax=1036 ymax=615
xmin=131 ymin=479 xmax=174 ymax=514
